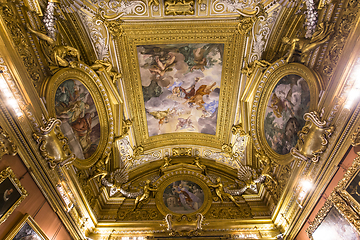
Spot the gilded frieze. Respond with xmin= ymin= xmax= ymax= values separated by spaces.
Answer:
xmin=117 ymin=208 xmax=163 ymax=221
xmin=0 ymin=125 xmax=17 ymax=159
xmin=0 ymin=4 xmax=41 ymax=84
xmin=205 ymin=205 xmax=252 ymax=219
xmin=164 ymin=0 xmax=195 ymax=16
xmin=321 ymin=0 xmax=360 ymax=77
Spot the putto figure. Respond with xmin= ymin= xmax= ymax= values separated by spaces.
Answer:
xmin=208 ymin=177 xmax=241 ymax=207
xmin=133 ymin=180 xmax=157 ymax=210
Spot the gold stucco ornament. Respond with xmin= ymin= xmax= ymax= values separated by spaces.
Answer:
xmin=32 ymin=118 xmax=75 ymax=169
xmin=132 ymin=179 xmax=157 ymax=210
xmin=26 ymin=24 xmax=80 ymax=69
xmin=208 ymin=177 xmax=241 ymax=207
xmin=282 ymin=22 xmax=335 ymax=63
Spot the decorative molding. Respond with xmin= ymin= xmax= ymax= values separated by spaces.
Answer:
xmin=95 ymin=0 xmax=146 ymax=19
xmin=32 ymin=118 xmax=75 ymax=169
xmin=164 ymin=213 xmax=204 ymax=236
xmin=0 ymin=125 xmax=17 ymax=159
xmin=321 ymin=0 xmax=360 ymax=77
xmin=291 ymin=111 xmax=334 ymax=162
xmin=117 ymin=208 xmax=162 ymax=221
xmin=206 ymin=205 xmax=252 ymax=219
xmin=212 ymin=0 xmax=262 ymax=16
xmin=352 ymin=126 xmax=360 ymax=147
xmin=248 ymin=6 xmax=280 ymax=63
xmin=164 ymin=0 xmax=195 ymax=15
xmin=78 ymin=9 xmax=110 ymax=60
xmin=0 ymin=5 xmax=41 ymax=83
xmin=172 ymin=147 xmax=192 ymax=157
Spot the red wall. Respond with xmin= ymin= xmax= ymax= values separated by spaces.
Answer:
xmin=295 ymin=146 xmax=357 ymax=239
xmin=0 ymin=154 xmax=72 ymax=239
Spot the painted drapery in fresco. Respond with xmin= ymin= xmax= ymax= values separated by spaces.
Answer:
xmin=137 ymin=43 xmax=224 ymax=136
xmin=264 ymin=75 xmax=310 ymax=155
xmin=55 ymin=80 xmax=100 ymax=159
xmin=163 ymin=180 xmax=204 ymax=214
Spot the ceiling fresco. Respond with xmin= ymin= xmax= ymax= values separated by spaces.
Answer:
xmin=138 ymin=43 xmax=223 ymax=136
xmin=264 ymin=75 xmax=310 ymax=155
xmin=55 ymin=79 xmax=100 ymax=159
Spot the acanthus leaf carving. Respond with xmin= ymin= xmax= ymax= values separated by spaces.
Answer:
xmin=0 ymin=125 xmax=17 ymax=159
xmin=33 ymin=118 xmax=75 ymax=169
xmin=291 ymin=111 xmax=334 ymax=162
xmin=164 ymin=213 xmax=204 ymax=236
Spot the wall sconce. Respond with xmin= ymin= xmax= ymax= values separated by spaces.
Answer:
xmin=0 ymin=70 xmax=23 ymax=117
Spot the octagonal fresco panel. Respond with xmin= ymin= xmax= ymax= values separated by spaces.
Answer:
xmin=137 ymin=43 xmax=224 ymax=137
xmin=163 ymin=180 xmax=204 ymax=214
xmin=55 ymin=80 xmax=100 ymax=159
xmin=264 ymin=74 xmax=310 ymax=155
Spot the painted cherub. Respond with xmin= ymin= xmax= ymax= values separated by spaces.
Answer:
xmin=149 ymin=52 xmax=176 ymax=78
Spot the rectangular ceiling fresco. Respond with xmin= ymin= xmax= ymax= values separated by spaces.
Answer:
xmin=137 ymin=43 xmax=224 ymax=137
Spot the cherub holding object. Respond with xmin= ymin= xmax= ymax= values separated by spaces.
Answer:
xmin=208 ymin=177 xmax=241 ymax=207
xmin=133 ymin=180 xmax=157 ymax=210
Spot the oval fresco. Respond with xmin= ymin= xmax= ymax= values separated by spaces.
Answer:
xmin=55 ymin=79 xmax=100 ymax=159
xmin=163 ymin=180 xmax=204 ymax=214
xmin=264 ymin=74 xmax=310 ymax=155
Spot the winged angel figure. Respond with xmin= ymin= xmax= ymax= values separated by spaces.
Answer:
xmin=100 ymin=164 xmax=157 ymax=210
xmin=223 ymin=157 xmax=277 ymax=198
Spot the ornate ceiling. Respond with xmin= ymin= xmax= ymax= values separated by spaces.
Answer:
xmin=0 ymin=0 xmax=360 ymax=239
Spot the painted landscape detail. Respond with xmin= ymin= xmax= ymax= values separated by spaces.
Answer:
xmin=55 ymin=80 xmax=100 ymax=159
xmin=163 ymin=180 xmax=204 ymax=214
xmin=137 ymin=44 xmax=224 ymax=136
xmin=264 ymin=74 xmax=310 ymax=155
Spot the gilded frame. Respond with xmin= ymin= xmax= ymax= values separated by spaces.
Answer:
xmin=306 ymin=191 xmax=360 ymax=239
xmin=42 ymin=65 xmax=115 ymax=168
xmin=0 ymin=167 xmax=28 ymax=225
xmin=154 ymin=170 xmax=212 ymax=217
xmin=117 ymin=21 xmax=244 ymax=150
xmin=335 ymin=155 xmax=360 ymax=214
xmin=5 ymin=213 xmax=49 ymax=240
xmin=252 ymin=62 xmax=321 ymax=164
